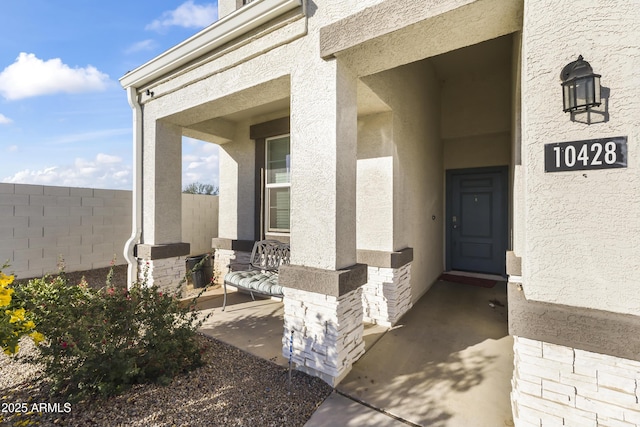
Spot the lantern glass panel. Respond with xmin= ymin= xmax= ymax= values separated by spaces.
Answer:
xmin=563 ymin=82 xmax=574 ymax=112
xmin=575 ymin=77 xmax=589 ymax=109
xmin=593 ymin=75 xmax=601 ymax=105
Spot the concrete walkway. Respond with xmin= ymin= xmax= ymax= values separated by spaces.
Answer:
xmin=195 ymin=279 xmax=514 ymax=426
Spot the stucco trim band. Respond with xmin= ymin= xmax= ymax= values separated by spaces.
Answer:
xmin=136 ymin=243 xmax=190 ymax=260
xmin=211 ymin=238 xmax=255 ymax=252
xmin=279 ymin=263 xmax=368 ymax=297
xmin=356 ymin=248 xmax=413 ymax=269
xmin=508 ymin=282 xmax=640 ymax=363
xmin=249 ymin=116 xmax=290 ymax=139
xmin=319 ymin=0 xmax=522 ymax=60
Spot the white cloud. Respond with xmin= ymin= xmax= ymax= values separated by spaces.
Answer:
xmin=0 ymin=113 xmax=13 ymax=124
xmin=96 ymin=153 xmax=122 ymax=164
xmin=2 ymin=153 xmax=132 ymax=190
xmin=6 ymin=145 xmax=18 ymax=152
xmin=146 ymin=1 xmax=217 ymax=31
xmin=0 ymin=53 xmax=110 ymax=100
xmin=125 ymin=39 xmax=157 ymax=54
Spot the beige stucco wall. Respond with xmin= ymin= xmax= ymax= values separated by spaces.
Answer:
xmin=135 ymin=0 xmax=386 ymax=269
xmin=521 ymin=0 xmax=640 ymax=314
xmin=443 ymin=133 xmax=510 ymax=171
xmin=395 ymin=62 xmax=443 ymax=301
xmin=360 ymin=60 xmax=443 ymax=301
xmin=132 ymin=0 xmax=521 ymax=276
xmin=356 ymin=112 xmax=394 ymax=252
xmin=441 ymin=39 xmax=512 ymax=171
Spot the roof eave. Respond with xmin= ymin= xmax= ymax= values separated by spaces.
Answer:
xmin=119 ymin=0 xmax=302 ymax=90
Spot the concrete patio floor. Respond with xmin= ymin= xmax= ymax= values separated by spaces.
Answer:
xmin=195 ymin=279 xmax=514 ymax=427
xmin=335 ymin=280 xmax=514 ymax=427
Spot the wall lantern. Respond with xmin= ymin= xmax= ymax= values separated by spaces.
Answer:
xmin=561 ymin=55 xmax=601 ymax=113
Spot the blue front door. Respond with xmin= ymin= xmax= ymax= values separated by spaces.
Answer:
xmin=446 ymin=167 xmax=508 ymax=275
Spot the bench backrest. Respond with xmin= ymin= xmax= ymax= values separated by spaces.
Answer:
xmin=250 ymin=240 xmax=290 ymax=272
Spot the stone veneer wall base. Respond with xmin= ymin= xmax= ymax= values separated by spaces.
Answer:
xmin=361 ymin=263 xmax=412 ymax=327
xmin=512 ymin=335 xmax=640 ymax=427
xmin=282 ymin=287 xmax=365 ymax=387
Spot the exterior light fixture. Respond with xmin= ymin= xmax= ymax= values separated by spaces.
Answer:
xmin=560 ymin=55 xmax=601 ymax=113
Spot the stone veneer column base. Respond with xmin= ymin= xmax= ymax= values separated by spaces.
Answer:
xmin=356 ymin=248 xmax=414 ymax=327
xmin=212 ymin=249 xmax=251 ymax=285
xmin=361 ymin=263 xmax=412 ymax=327
xmin=282 ymin=287 xmax=365 ymax=387
xmin=512 ymin=336 xmax=640 ymax=426
xmin=134 ymin=242 xmax=190 ymax=293
xmin=137 ymin=256 xmax=186 ymax=293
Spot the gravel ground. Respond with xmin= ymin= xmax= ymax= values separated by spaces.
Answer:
xmin=1 ymin=267 xmax=333 ymax=427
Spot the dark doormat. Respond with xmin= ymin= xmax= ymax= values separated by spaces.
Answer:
xmin=439 ymin=273 xmax=497 ymax=288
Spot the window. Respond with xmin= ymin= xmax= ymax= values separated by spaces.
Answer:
xmin=265 ymin=134 xmax=290 ymax=233
xmin=242 ymin=0 xmax=255 ymax=4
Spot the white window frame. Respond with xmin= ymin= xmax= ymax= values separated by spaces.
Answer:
xmin=265 ymin=134 xmax=290 ymax=234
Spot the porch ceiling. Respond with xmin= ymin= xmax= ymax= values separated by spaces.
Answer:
xmin=429 ymin=34 xmax=512 ymax=80
xmin=163 ymin=75 xmax=290 ymax=128
xmin=167 ymin=72 xmax=389 ymax=143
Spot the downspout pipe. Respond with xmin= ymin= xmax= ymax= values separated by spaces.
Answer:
xmin=124 ymin=86 xmax=143 ymax=288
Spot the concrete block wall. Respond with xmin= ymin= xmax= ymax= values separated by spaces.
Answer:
xmin=0 ymin=183 xmax=219 ymax=280
xmin=512 ymin=336 xmax=640 ymax=427
xmin=0 ymin=183 xmax=132 ymax=278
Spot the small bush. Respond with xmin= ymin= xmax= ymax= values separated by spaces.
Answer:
xmin=12 ymin=265 xmax=210 ymax=401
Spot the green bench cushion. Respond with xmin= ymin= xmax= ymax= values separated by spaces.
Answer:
xmin=224 ymin=270 xmax=284 ymax=296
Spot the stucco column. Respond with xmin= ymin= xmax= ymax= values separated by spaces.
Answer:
xmin=280 ymin=58 xmax=366 ymax=386
xmin=212 ymin=125 xmax=255 ymax=283
xmin=137 ymin=119 xmax=190 ymax=291
xmin=142 ymin=119 xmax=183 ymax=244
xmin=289 ymin=58 xmax=357 ymax=270
xmin=216 ymin=125 xmax=255 ymax=242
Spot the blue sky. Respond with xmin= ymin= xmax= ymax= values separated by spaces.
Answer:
xmin=0 ymin=1 xmax=220 ymax=190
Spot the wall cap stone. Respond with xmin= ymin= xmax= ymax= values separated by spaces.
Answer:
xmin=211 ymin=238 xmax=255 ymax=252
xmin=136 ymin=242 xmax=190 ymax=260
xmin=508 ymin=282 xmax=640 ymax=363
xmin=279 ymin=263 xmax=368 ymax=297
xmin=357 ymin=247 xmax=413 ymax=268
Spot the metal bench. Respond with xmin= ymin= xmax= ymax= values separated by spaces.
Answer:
xmin=223 ymin=240 xmax=289 ymax=310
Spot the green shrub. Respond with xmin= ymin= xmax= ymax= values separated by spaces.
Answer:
xmin=12 ymin=264 xmax=210 ymax=401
